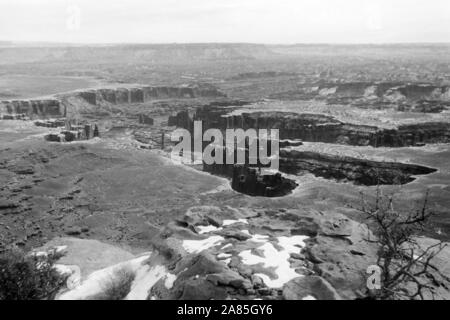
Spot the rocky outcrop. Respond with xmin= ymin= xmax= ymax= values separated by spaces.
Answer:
xmin=138 ymin=114 xmax=154 ymax=126
xmin=68 ymin=84 xmax=226 ymax=107
xmin=279 ymin=140 xmax=303 ymax=148
xmin=2 ymin=113 xmax=28 ymax=120
xmin=283 ymin=276 xmax=341 ymax=300
xmin=0 ymin=84 xmax=224 ymax=120
xmin=168 ymin=100 xmax=249 ymax=128
xmin=279 ymin=150 xmax=437 ymax=186
xmin=44 ymin=122 xmax=99 ymax=143
xmin=34 ymin=119 xmax=67 ymax=128
xmin=52 ymin=206 xmax=410 ymax=300
xmin=225 ymin=112 xmax=450 ymax=147
xmin=270 ymin=82 xmax=450 ymax=113
xmin=0 ymin=99 xmax=65 ymax=119
xmin=168 ymin=110 xmax=193 ymax=128
xmin=179 ymin=105 xmax=450 ymax=147
xmin=169 ymin=105 xmax=438 ymax=187
xmin=227 ymin=165 xmax=297 ymax=197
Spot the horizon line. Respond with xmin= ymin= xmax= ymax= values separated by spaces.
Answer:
xmin=1 ymin=40 xmax=450 ymax=47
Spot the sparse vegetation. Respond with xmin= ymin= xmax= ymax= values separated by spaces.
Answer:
xmin=356 ymin=187 xmax=448 ymax=300
xmin=94 ymin=267 xmax=136 ymax=300
xmin=0 ymin=248 xmax=68 ymax=300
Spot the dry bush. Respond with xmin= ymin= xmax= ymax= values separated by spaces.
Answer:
xmin=0 ymin=248 xmax=68 ymax=300
xmin=356 ymin=187 xmax=448 ymax=299
xmin=94 ymin=267 xmax=136 ymax=300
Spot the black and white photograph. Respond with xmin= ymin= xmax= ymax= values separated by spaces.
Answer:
xmin=0 ymin=0 xmax=450 ymax=304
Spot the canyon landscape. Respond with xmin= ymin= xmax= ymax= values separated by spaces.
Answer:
xmin=1 ymin=42 xmax=450 ymax=301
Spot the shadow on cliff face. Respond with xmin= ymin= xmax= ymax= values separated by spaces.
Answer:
xmin=169 ymin=103 xmax=439 ymax=194
xmin=280 ymin=150 xmax=437 ymax=186
xmin=171 ymin=104 xmax=450 ymax=148
xmin=231 ymin=165 xmax=298 ymax=197
xmin=203 ymin=163 xmax=298 ymax=198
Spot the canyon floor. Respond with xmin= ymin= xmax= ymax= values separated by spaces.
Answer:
xmin=1 ymin=43 xmax=450 ymax=300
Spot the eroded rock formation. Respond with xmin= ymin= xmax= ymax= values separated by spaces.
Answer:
xmin=279 ymin=150 xmax=437 ymax=186
xmin=34 ymin=119 xmax=67 ymax=128
xmin=138 ymin=114 xmax=154 ymax=125
xmin=270 ymin=82 xmax=450 ymax=112
xmin=202 ymin=163 xmax=297 ymax=197
xmin=0 ymin=99 xmax=65 ymax=119
xmin=68 ymin=84 xmax=226 ymax=106
xmin=44 ymin=122 xmax=99 ymax=143
xmin=53 ymin=205 xmax=450 ymax=300
xmin=168 ymin=105 xmax=438 ymax=187
xmin=179 ymin=105 xmax=450 ymax=147
xmin=54 ymin=206 xmax=383 ymax=300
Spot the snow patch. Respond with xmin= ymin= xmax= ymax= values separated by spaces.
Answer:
xmin=223 ymin=219 xmax=249 ymax=226
xmin=238 ymin=234 xmax=308 ymax=288
xmin=164 ymin=273 xmax=177 ymax=289
xmin=126 ymin=265 xmax=167 ymax=300
xmin=58 ymin=254 xmax=150 ymax=300
xmin=54 ymin=264 xmax=81 ymax=289
xmin=242 ymin=230 xmax=270 ymax=243
xmin=182 ymin=236 xmax=224 ymax=254
xmin=221 ymin=244 xmax=233 ymax=250
xmin=197 ymin=225 xmax=223 ymax=234
xmin=217 ymin=253 xmax=232 ymax=259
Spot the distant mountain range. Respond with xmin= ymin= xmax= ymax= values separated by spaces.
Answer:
xmin=0 ymin=43 xmax=449 ymax=65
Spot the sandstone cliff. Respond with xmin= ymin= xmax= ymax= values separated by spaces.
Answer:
xmin=178 ymin=105 xmax=450 ymax=148
xmin=0 ymin=99 xmax=65 ymax=119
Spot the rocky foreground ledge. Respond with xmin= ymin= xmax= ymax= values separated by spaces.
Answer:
xmin=32 ymin=206 xmax=450 ymax=300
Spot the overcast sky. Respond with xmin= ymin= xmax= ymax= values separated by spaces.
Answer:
xmin=0 ymin=0 xmax=449 ymax=44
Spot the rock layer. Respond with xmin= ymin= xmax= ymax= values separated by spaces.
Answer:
xmin=68 ymin=84 xmax=226 ymax=106
xmin=270 ymin=82 xmax=450 ymax=112
xmin=0 ymin=99 xmax=65 ymax=119
xmin=176 ymin=105 xmax=450 ymax=147
xmin=279 ymin=150 xmax=437 ymax=186
xmin=52 ymin=206 xmax=386 ymax=300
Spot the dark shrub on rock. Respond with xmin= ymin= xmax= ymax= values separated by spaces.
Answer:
xmin=0 ymin=248 xmax=67 ymax=300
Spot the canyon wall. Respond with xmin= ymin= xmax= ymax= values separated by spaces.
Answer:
xmin=201 ymin=145 xmax=437 ymax=187
xmin=179 ymin=106 xmax=450 ymax=147
xmin=0 ymin=84 xmax=225 ymax=120
xmin=0 ymin=99 xmax=65 ymax=118
xmin=279 ymin=150 xmax=437 ymax=186
xmin=69 ymin=84 xmax=226 ymax=106
xmin=270 ymin=82 xmax=450 ymax=112
xmin=317 ymin=82 xmax=450 ymax=101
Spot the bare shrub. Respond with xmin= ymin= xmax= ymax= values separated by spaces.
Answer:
xmin=356 ymin=187 xmax=448 ymax=299
xmin=94 ymin=267 xmax=136 ymax=300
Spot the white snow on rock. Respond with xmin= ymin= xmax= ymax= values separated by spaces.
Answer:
xmin=197 ymin=225 xmax=223 ymax=234
xmin=58 ymin=254 xmax=151 ymax=300
xmin=221 ymin=244 xmax=233 ymax=250
xmin=54 ymin=264 xmax=81 ymax=289
xmin=239 ymin=234 xmax=309 ymax=288
xmin=242 ymin=230 xmax=270 ymax=243
xmin=278 ymin=236 xmax=308 ymax=252
xmin=217 ymin=253 xmax=232 ymax=259
xmin=164 ymin=273 xmax=177 ymax=289
xmin=53 ymin=246 xmax=68 ymax=254
xmin=33 ymin=245 xmax=67 ymax=257
xmin=223 ymin=219 xmax=249 ymax=226
xmin=302 ymin=295 xmax=317 ymax=300
xmin=182 ymin=236 xmax=224 ymax=254
xmin=125 ymin=265 xmax=167 ymax=300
